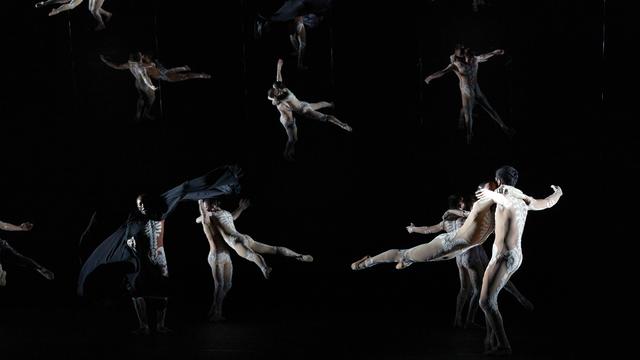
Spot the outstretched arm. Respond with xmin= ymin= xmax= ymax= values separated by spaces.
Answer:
xmin=0 ymin=221 xmax=33 ymax=232
xmin=232 ymin=199 xmax=250 ymax=220
xmin=521 ymin=185 xmax=563 ymax=211
xmin=99 ymin=55 xmax=130 ymax=70
xmin=425 ymin=64 xmax=453 ymax=84
xmin=196 ymin=200 xmax=208 ymax=224
xmin=476 ymin=49 xmax=504 ymax=63
xmin=406 ymin=221 xmax=444 ymax=235
xmin=276 ymin=58 xmax=284 ymax=83
xmin=442 ymin=209 xmax=471 ymax=221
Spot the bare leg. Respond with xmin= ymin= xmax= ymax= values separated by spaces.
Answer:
xmin=454 ymin=263 xmax=471 ymax=328
xmin=301 ymin=106 xmax=352 ymax=132
xmin=1 ymin=241 xmax=54 ymax=280
xmin=351 ymin=233 xmax=472 ymax=270
xmin=476 ymin=88 xmax=515 ymax=137
xmin=88 ymin=0 xmax=107 ymax=30
xmin=155 ymin=297 xmax=171 ymax=333
xmin=135 ymin=90 xmax=145 ymax=121
xmin=503 ymin=280 xmax=534 ymax=311
xmin=35 ymin=0 xmax=69 ymax=8
xmin=131 ymin=297 xmax=150 ymax=335
xmin=281 ymin=120 xmax=298 ymax=161
xmin=0 ymin=263 xmax=6 ymax=286
xmin=48 ymin=0 xmax=83 ymax=16
xmin=245 ymin=235 xmax=313 ymax=262
xmin=164 ymin=72 xmax=211 ymax=82
xmin=465 ymin=265 xmax=483 ymax=328
xmin=461 ymin=93 xmax=475 ymax=144
xmin=479 ymin=256 xmax=520 ymax=355
xmin=306 ymin=101 xmax=334 ymax=111
xmin=226 ymin=235 xmax=271 ymax=279
xmin=143 ymin=89 xmax=156 ymax=120
xmin=211 ymin=254 xmax=233 ymax=322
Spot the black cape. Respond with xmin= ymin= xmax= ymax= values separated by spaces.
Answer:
xmin=77 ymin=165 xmax=242 ymax=296
xmin=269 ymin=0 xmax=332 ymax=22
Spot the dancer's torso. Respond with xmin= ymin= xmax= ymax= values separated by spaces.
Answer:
xmin=451 ymin=57 xmax=478 ymax=95
xmin=138 ymin=219 xmax=168 ymax=276
xmin=492 ymin=186 xmax=528 ymax=257
xmin=454 ymin=199 xmax=495 ymax=247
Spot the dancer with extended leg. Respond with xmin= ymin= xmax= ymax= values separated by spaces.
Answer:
xmin=141 ymin=54 xmax=211 ymax=83
xmin=198 ymin=198 xmax=313 ymax=279
xmin=1 ymin=220 xmax=54 ymax=286
xmin=405 ymin=194 xmax=533 ymax=328
xmin=351 ymin=181 xmax=498 ymax=271
xmin=35 ymin=0 xmax=112 ymax=30
xmin=268 ymin=59 xmax=351 ymax=159
xmin=425 ymin=45 xmax=514 ymax=143
xmin=100 ymin=53 xmax=157 ymax=121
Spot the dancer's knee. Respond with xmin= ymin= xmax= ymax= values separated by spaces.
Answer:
xmin=479 ymin=295 xmax=497 ymax=312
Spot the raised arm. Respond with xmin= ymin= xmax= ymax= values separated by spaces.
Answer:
xmin=406 ymin=221 xmax=444 ymax=235
xmin=0 ymin=220 xmax=33 ymax=232
xmin=425 ymin=64 xmax=454 ymax=84
xmin=99 ymin=55 xmax=130 ymax=70
xmin=276 ymin=58 xmax=284 ymax=83
xmin=476 ymin=49 xmax=504 ymax=63
xmin=232 ymin=199 xmax=250 ymax=220
xmin=521 ymin=185 xmax=563 ymax=211
xmin=196 ymin=200 xmax=208 ymax=224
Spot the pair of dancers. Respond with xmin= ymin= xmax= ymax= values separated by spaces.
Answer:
xmin=351 ymin=166 xmax=562 ymax=355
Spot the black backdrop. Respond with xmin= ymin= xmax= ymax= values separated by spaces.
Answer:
xmin=0 ymin=0 xmax=621 ymax=358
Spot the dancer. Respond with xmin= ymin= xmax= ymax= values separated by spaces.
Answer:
xmin=78 ymin=166 xmax=243 ymax=333
xmin=100 ymin=53 xmax=157 ymax=121
xmin=197 ymin=198 xmax=313 ymax=282
xmin=196 ymin=199 xmax=242 ymax=322
xmin=34 ymin=0 xmax=112 ymax=31
xmin=268 ymin=58 xmax=351 ymax=160
xmin=406 ymin=194 xmax=532 ymax=329
xmin=1 ymin=220 xmax=54 ymax=287
xmin=474 ymin=166 xmax=562 ymax=355
xmin=351 ymin=181 xmax=498 ymax=271
xmin=425 ymin=45 xmax=515 ymax=143
xmin=140 ymin=54 xmax=211 ymax=83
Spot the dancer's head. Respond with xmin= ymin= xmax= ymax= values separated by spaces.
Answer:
xmin=136 ymin=194 xmax=149 ymax=215
xmin=454 ymin=44 xmax=465 ymax=58
xmin=495 ymin=166 xmax=519 ymax=186
xmin=136 ymin=193 xmax=163 ymax=217
xmin=448 ymin=194 xmax=465 ymax=210
xmin=202 ymin=199 xmax=221 ymax=212
xmin=268 ymin=83 xmax=288 ymax=104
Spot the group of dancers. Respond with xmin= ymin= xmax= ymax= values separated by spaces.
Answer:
xmin=0 ymin=0 xmax=564 ymax=357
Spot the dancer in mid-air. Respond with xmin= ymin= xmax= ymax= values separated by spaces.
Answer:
xmin=1 ymin=220 xmax=54 ymax=287
xmin=406 ymin=194 xmax=532 ymax=329
xmin=474 ymin=166 xmax=562 ymax=355
xmin=197 ymin=197 xmax=313 ymax=282
xmin=140 ymin=54 xmax=211 ymax=83
xmin=35 ymin=0 xmax=112 ymax=31
xmin=351 ymin=180 xmax=499 ymax=271
xmin=196 ymin=199 xmax=244 ymax=322
xmin=425 ymin=45 xmax=515 ymax=143
xmin=268 ymin=58 xmax=351 ymax=160
xmin=100 ymin=53 xmax=157 ymax=121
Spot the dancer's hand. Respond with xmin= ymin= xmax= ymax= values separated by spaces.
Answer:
xmin=20 ymin=222 xmax=34 ymax=231
xmin=406 ymin=223 xmax=415 ymax=233
xmin=551 ymin=185 xmax=563 ymax=196
xmin=239 ymin=199 xmax=251 ymax=210
xmin=495 ymin=49 xmax=505 ymax=55
xmin=475 ymin=188 xmax=494 ymax=201
xmin=424 ymin=76 xmax=433 ymax=84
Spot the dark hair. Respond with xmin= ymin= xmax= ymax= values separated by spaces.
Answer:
xmin=447 ymin=194 xmax=463 ymax=210
xmin=455 ymin=44 xmax=466 ymax=51
xmin=495 ymin=166 xmax=519 ymax=186
xmin=267 ymin=86 xmax=289 ymax=101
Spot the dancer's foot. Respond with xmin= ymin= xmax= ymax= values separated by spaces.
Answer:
xmin=208 ymin=312 xmax=226 ymax=322
xmin=502 ymin=126 xmax=516 ymax=139
xmin=296 ymin=254 xmax=313 ymax=262
xmin=262 ymin=266 xmax=272 ymax=279
xmin=521 ymin=298 xmax=534 ymax=311
xmin=155 ymin=325 xmax=173 ymax=334
xmin=350 ymin=256 xmax=370 ymax=271
xmin=484 ymin=346 xmax=512 ymax=356
xmin=395 ymin=260 xmax=412 ymax=270
xmin=94 ymin=23 xmax=106 ymax=31
xmin=35 ymin=2 xmax=45 ymax=8
xmin=132 ymin=326 xmax=150 ymax=335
